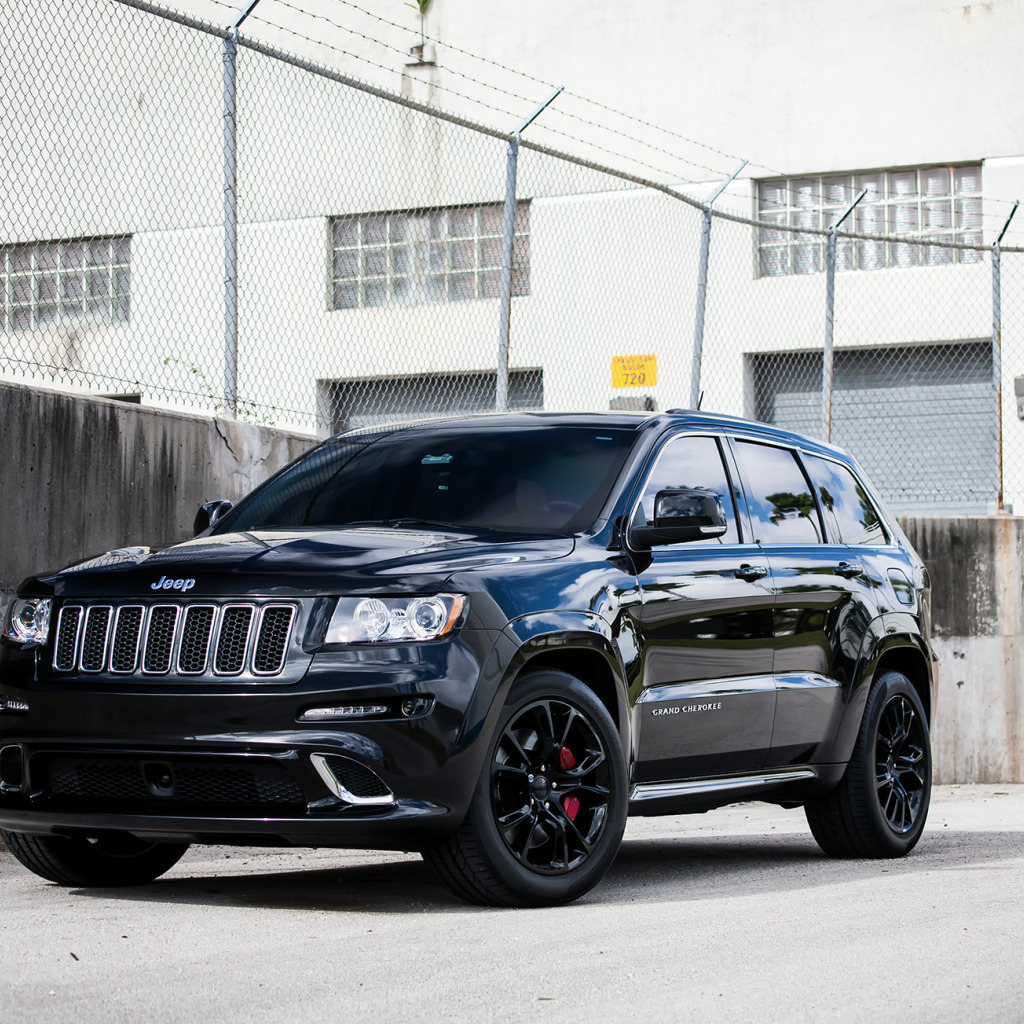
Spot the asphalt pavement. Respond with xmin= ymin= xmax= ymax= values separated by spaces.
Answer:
xmin=1 ymin=784 xmax=1021 ymax=1023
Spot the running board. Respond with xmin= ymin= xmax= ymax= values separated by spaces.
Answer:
xmin=630 ymin=768 xmax=817 ymax=804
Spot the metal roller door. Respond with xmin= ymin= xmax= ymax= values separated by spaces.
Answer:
xmin=748 ymin=341 xmax=997 ymax=513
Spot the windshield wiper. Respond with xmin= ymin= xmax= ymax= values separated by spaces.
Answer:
xmin=383 ymin=518 xmax=462 ymax=531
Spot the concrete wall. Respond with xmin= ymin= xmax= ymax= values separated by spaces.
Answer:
xmin=0 ymin=382 xmax=1020 ymax=783
xmin=903 ymin=516 xmax=1023 ymax=784
xmin=0 ymin=379 xmax=314 ymax=595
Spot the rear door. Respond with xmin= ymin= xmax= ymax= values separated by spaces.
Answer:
xmin=729 ymin=439 xmax=879 ymax=768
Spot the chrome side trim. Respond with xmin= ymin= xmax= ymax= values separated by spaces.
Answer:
xmin=636 ymin=674 xmax=777 ymax=703
xmin=630 ymin=767 xmax=817 ymax=803
xmin=310 ymin=754 xmax=395 ymax=808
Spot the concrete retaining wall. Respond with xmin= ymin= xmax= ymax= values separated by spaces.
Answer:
xmin=902 ymin=516 xmax=1023 ymax=784
xmin=0 ymin=381 xmax=1020 ymax=782
xmin=0 ymin=380 xmax=314 ymax=594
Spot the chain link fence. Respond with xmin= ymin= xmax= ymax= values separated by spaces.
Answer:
xmin=3 ymin=0 xmax=1023 ymax=515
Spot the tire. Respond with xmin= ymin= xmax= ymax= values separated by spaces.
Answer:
xmin=0 ymin=829 xmax=189 ymax=887
xmin=805 ymin=670 xmax=931 ymax=858
xmin=424 ymin=669 xmax=628 ymax=907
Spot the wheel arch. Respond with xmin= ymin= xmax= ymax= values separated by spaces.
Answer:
xmin=499 ymin=615 xmax=632 ymax=762
xmin=873 ymin=643 xmax=933 ymax=726
xmin=829 ymin=629 xmax=934 ymax=764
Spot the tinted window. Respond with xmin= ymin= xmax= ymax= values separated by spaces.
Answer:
xmin=219 ymin=426 xmax=635 ymax=534
xmin=733 ymin=440 xmax=823 ymax=544
xmin=639 ymin=435 xmax=739 ymax=544
xmin=804 ymin=454 xmax=887 ymax=546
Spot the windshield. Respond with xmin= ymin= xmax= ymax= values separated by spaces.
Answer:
xmin=218 ymin=425 xmax=636 ymax=535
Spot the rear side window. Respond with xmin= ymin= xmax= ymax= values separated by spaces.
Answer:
xmin=638 ymin=435 xmax=739 ymax=545
xmin=733 ymin=440 xmax=823 ymax=544
xmin=803 ymin=454 xmax=887 ymax=546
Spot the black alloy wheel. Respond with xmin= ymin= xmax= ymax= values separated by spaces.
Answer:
xmin=423 ymin=669 xmax=627 ymax=906
xmin=805 ymin=669 xmax=932 ymax=859
xmin=875 ymin=691 xmax=928 ymax=834
xmin=491 ymin=697 xmax=612 ymax=875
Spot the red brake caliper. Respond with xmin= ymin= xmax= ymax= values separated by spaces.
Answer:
xmin=558 ymin=746 xmax=580 ymax=821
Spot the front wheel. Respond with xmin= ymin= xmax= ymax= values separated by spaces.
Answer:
xmin=424 ymin=669 xmax=628 ymax=907
xmin=0 ymin=829 xmax=189 ymax=887
xmin=805 ymin=670 xmax=932 ymax=858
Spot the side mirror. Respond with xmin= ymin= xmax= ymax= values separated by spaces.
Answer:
xmin=193 ymin=499 xmax=233 ymax=536
xmin=628 ymin=488 xmax=728 ymax=549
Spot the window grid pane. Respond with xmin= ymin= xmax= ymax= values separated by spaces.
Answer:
xmin=755 ymin=165 xmax=981 ymax=277
xmin=2 ymin=236 xmax=130 ymax=331
xmin=331 ymin=202 xmax=530 ymax=310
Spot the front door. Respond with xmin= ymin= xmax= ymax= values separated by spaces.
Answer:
xmin=633 ymin=434 xmax=776 ymax=783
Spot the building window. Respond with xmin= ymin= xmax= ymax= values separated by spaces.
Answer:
xmin=330 ymin=203 xmax=530 ymax=309
xmin=2 ymin=236 xmax=130 ymax=331
xmin=756 ymin=166 xmax=982 ymax=277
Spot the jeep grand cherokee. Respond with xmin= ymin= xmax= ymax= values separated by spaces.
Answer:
xmin=0 ymin=411 xmax=934 ymax=906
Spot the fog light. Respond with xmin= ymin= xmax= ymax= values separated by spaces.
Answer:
xmin=0 ymin=695 xmax=29 ymax=714
xmin=400 ymin=697 xmax=433 ymax=718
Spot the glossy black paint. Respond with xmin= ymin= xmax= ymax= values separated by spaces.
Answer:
xmin=0 ymin=411 xmax=934 ymax=850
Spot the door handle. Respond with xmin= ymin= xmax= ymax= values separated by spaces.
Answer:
xmin=834 ymin=561 xmax=864 ymax=579
xmin=735 ymin=564 xmax=769 ymax=582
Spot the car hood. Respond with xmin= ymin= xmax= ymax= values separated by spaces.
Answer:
xmin=40 ymin=527 xmax=576 ymax=599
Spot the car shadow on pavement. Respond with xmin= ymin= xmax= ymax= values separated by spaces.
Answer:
xmin=61 ymin=826 xmax=1022 ymax=914
xmin=594 ymin=827 xmax=1021 ymax=905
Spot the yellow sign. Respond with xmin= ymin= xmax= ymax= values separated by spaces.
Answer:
xmin=611 ymin=354 xmax=657 ymax=389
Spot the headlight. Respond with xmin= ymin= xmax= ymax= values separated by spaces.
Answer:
xmin=325 ymin=594 xmax=467 ymax=644
xmin=3 ymin=598 xmax=52 ymax=648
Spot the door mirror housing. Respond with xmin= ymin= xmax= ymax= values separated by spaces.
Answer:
xmin=193 ymin=499 xmax=234 ymax=536
xmin=628 ymin=488 xmax=728 ymax=549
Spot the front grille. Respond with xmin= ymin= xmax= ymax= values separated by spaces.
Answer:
xmin=41 ymin=754 xmax=306 ymax=810
xmin=215 ymin=606 xmax=253 ymax=674
xmin=53 ymin=601 xmax=297 ymax=680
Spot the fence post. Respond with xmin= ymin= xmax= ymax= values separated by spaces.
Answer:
xmin=822 ymin=188 xmax=867 ymax=441
xmin=222 ymin=1 xmax=262 ymax=419
xmin=496 ymin=86 xmax=562 ymax=412
xmin=993 ymin=200 xmax=1019 ymax=511
xmin=689 ymin=160 xmax=746 ymax=410
xmin=222 ymin=29 xmax=238 ymax=418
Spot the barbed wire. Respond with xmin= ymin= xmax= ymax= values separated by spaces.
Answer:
xmin=193 ymin=0 xmax=1024 ymax=227
xmin=322 ymin=0 xmax=769 ymax=176
xmin=237 ymin=8 xmax=725 ymax=186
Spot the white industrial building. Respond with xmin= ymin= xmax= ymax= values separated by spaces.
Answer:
xmin=3 ymin=0 xmax=1023 ymax=512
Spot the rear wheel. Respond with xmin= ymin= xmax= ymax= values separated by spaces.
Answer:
xmin=424 ymin=669 xmax=627 ymax=907
xmin=805 ymin=670 xmax=931 ymax=858
xmin=0 ymin=829 xmax=189 ymax=886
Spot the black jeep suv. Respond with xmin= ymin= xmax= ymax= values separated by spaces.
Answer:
xmin=0 ymin=411 xmax=934 ymax=906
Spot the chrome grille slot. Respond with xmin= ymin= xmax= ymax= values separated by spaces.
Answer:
xmin=253 ymin=605 xmax=295 ymax=675
xmin=215 ymin=605 xmax=254 ymax=675
xmin=80 ymin=606 xmax=113 ymax=672
xmin=48 ymin=600 xmax=299 ymax=681
xmin=177 ymin=605 xmax=215 ymax=674
xmin=110 ymin=606 xmax=144 ymax=673
xmin=53 ymin=606 xmax=83 ymax=671
xmin=143 ymin=605 xmax=180 ymax=674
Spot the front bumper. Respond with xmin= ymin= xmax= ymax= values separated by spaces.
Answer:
xmin=0 ymin=628 xmax=509 ymax=848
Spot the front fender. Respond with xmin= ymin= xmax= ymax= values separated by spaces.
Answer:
xmin=499 ymin=610 xmax=632 ymax=762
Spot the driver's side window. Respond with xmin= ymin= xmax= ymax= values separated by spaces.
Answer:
xmin=639 ymin=435 xmax=739 ymax=545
